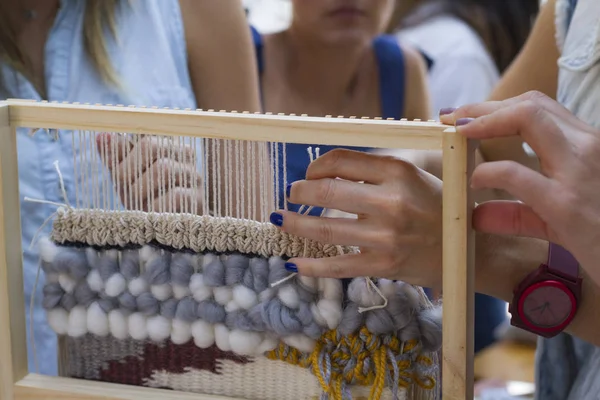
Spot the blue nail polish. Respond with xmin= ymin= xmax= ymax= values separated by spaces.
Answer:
xmin=285 ymin=262 xmax=298 ymax=273
xmin=270 ymin=212 xmax=283 ymax=227
xmin=286 ymin=183 xmax=292 ymax=199
xmin=456 ymin=118 xmax=474 ymax=126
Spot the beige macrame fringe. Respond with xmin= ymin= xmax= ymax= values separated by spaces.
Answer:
xmin=50 ymin=208 xmax=359 ymax=259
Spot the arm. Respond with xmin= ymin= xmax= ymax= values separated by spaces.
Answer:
xmin=439 ymin=0 xmax=559 ymax=171
xmin=180 ymin=0 xmax=261 ymax=112
xmin=478 ymin=233 xmax=600 ymax=348
xmin=413 ymin=0 xmax=559 ymax=181
xmin=402 ymin=44 xmax=431 ymax=120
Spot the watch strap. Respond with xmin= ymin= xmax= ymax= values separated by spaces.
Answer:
xmin=547 ymin=243 xmax=579 ymax=281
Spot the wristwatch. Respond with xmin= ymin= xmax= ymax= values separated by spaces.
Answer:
xmin=509 ymin=243 xmax=582 ymax=338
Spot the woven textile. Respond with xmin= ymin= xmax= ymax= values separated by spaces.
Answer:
xmin=42 ymin=210 xmax=441 ymax=400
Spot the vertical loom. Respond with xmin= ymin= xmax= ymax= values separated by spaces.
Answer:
xmin=0 ymin=100 xmax=475 ymax=400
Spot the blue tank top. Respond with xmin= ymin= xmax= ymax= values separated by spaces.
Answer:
xmin=251 ymin=28 xmax=411 ymax=214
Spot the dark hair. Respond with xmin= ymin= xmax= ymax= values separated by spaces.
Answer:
xmin=393 ymin=0 xmax=540 ymax=73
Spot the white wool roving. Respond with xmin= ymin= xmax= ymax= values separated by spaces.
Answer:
xmin=214 ymin=323 xmax=231 ymax=351
xmin=277 ymin=285 xmax=299 ymax=309
xmin=171 ymin=320 xmax=192 ymax=345
xmin=213 ymin=287 xmax=232 ymax=305
xmin=128 ymin=312 xmax=148 ymax=340
xmin=58 ymin=274 xmax=77 ymax=293
xmin=128 ymin=277 xmax=148 ymax=297
xmin=316 ymin=299 xmax=342 ymax=329
xmin=256 ymin=336 xmax=279 ymax=353
xmin=191 ymin=320 xmax=215 ymax=349
xmin=320 ymin=278 xmax=343 ymax=301
xmin=39 ymin=236 xmax=58 ymax=263
xmin=229 ymin=329 xmax=263 ymax=356
xmin=189 ymin=274 xmax=212 ymax=302
xmin=86 ymin=269 xmax=104 ymax=292
xmin=87 ymin=302 xmax=110 ymax=337
xmin=67 ymin=306 xmax=88 ymax=337
xmin=47 ymin=308 xmax=69 ymax=335
xmin=283 ymin=334 xmax=315 ymax=353
xmin=232 ymin=285 xmax=258 ymax=310
xmin=173 ymin=285 xmax=191 ymax=299
xmin=151 ymin=284 xmax=172 ymax=301
xmin=105 ymin=273 xmax=127 ymax=297
xmin=108 ymin=310 xmax=128 ymax=340
xmin=147 ymin=315 xmax=171 ymax=342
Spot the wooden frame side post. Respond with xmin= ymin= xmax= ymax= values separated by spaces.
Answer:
xmin=0 ymin=105 xmax=27 ymax=400
xmin=441 ymin=128 xmax=475 ymax=399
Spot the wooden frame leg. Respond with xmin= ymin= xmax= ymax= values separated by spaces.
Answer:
xmin=442 ymin=128 xmax=475 ymax=400
xmin=0 ymin=105 xmax=27 ymax=400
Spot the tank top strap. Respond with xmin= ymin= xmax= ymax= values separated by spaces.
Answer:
xmin=372 ymin=34 xmax=406 ymax=120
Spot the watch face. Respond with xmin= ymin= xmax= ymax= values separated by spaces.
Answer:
xmin=520 ymin=281 xmax=575 ymax=329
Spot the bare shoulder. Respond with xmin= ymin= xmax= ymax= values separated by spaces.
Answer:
xmin=398 ymin=41 xmax=431 ymax=120
xmin=178 ymin=0 xmax=260 ymax=111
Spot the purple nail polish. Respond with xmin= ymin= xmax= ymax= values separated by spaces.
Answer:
xmin=270 ymin=212 xmax=283 ymax=227
xmin=439 ymin=107 xmax=457 ymax=116
xmin=285 ymin=262 xmax=298 ymax=273
xmin=456 ymin=118 xmax=474 ymax=126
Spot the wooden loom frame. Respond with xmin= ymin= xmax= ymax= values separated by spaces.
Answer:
xmin=0 ymin=99 xmax=475 ymax=400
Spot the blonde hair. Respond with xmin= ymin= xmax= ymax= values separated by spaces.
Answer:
xmin=0 ymin=0 xmax=121 ymax=98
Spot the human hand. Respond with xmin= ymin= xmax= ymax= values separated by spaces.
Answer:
xmin=269 ymin=149 xmax=443 ymax=289
xmin=441 ymin=91 xmax=600 ymax=284
xmin=96 ymin=133 xmax=204 ymax=213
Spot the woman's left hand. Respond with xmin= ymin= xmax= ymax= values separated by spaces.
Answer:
xmin=97 ymin=133 xmax=204 ymax=213
xmin=269 ymin=149 xmax=443 ymax=289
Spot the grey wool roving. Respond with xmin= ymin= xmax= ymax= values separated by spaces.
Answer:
xmin=41 ymin=241 xmax=443 ymax=358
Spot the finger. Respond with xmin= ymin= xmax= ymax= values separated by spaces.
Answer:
xmin=119 ymin=160 xmax=202 ymax=209
xmin=440 ymin=91 xmax=578 ymax=127
xmin=287 ymin=178 xmax=384 ymax=216
xmin=471 ymin=161 xmax=555 ymax=215
xmin=473 ymin=201 xmax=553 ymax=241
xmin=98 ymin=133 xmax=195 ymax=176
xmin=305 ymin=148 xmax=410 ymax=184
xmin=271 ymin=210 xmax=385 ymax=247
xmin=455 ymin=100 xmax=567 ymax=160
xmin=439 ymin=100 xmax=507 ymax=125
xmin=286 ymin=253 xmax=385 ymax=279
xmin=151 ymin=187 xmax=204 ymax=214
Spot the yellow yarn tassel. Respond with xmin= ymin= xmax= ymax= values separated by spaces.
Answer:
xmin=266 ymin=326 xmax=437 ymax=399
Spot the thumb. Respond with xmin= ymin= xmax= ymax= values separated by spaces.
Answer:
xmin=473 ymin=201 xmax=554 ymax=242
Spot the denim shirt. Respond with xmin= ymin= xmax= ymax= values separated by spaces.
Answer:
xmin=1 ymin=0 xmax=196 ymax=376
xmin=535 ymin=0 xmax=600 ymax=398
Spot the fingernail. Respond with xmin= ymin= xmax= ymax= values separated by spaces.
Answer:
xmin=285 ymin=262 xmax=298 ymax=273
xmin=439 ymin=107 xmax=457 ymax=116
xmin=270 ymin=212 xmax=283 ymax=227
xmin=456 ymin=118 xmax=474 ymax=126
xmin=286 ymin=183 xmax=292 ymax=199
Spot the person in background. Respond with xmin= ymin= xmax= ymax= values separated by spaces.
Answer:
xmin=0 ymin=0 xmax=260 ymax=376
xmin=381 ymin=0 xmax=540 ymax=355
xmin=249 ymin=0 xmax=431 ymax=214
xmin=391 ymin=0 xmax=540 ymax=117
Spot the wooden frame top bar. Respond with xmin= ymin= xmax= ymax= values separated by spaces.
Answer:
xmin=3 ymin=99 xmax=447 ymax=150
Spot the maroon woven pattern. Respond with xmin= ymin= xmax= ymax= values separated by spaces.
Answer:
xmin=64 ymin=335 xmax=253 ymax=387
